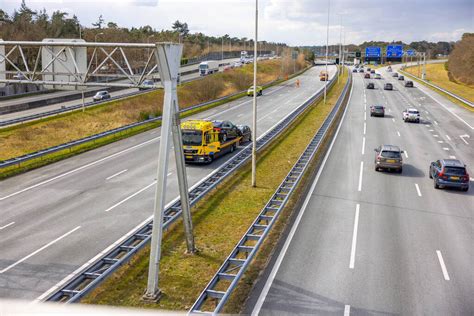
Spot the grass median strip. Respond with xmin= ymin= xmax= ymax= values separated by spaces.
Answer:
xmin=82 ymin=69 xmax=348 ymax=311
xmin=0 ymin=60 xmax=310 ymax=180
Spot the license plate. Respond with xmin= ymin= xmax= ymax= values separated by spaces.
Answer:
xmin=387 ymin=159 xmax=396 ymax=163
xmin=450 ymin=176 xmax=460 ymax=180
xmin=186 ymin=156 xmax=193 ymax=159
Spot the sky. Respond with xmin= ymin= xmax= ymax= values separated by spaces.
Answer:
xmin=1 ymin=0 xmax=473 ymax=46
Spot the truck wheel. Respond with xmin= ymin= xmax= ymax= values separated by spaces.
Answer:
xmin=230 ymin=144 xmax=235 ymax=153
xmin=434 ymin=180 xmax=439 ymax=189
xmin=208 ymin=155 xmax=214 ymax=163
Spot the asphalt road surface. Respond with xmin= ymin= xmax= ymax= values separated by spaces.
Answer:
xmin=248 ymin=66 xmax=473 ymax=315
xmin=0 ymin=65 xmax=337 ymax=300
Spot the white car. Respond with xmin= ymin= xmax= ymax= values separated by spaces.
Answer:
xmin=402 ymin=108 xmax=421 ymax=123
xmin=374 ymin=73 xmax=382 ymax=79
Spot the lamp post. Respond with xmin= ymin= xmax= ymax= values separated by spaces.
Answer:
xmin=324 ymin=0 xmax=330 ymax=104
xmin=251 ymin=0 xmax=258 ymax=187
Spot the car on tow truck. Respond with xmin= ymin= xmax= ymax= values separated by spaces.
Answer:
xmin=402 ymin=108 xmax=421 ymax=123
xmin=430 ymin=159 xmax=469 ymax=191
xmin=374 ymin=145 xmax=404 ymax=173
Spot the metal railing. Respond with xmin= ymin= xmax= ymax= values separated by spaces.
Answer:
xmin=399 ymin=69 xmax=473 ymax=108
xmin=43 ymin=68 xmax=339 ymax=303
xmin=189 ymin=69 xmax=352 ymax=315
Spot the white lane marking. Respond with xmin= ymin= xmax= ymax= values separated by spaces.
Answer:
xmin=388 ymin=108 xmax=391 ymax=112
xmin=358 ymin=161 xmax=364 ymax=192
xmin=0 ymin=222 xmax=15 ymax=230
xmin=446 ymin=135 xmax=451 ymax=141
xmin=0 ymin=136 xmax=160 ymax=201
xmin=434 ymin=120 xmax=439 ymax=125
xmin=167 ymin=172 xmax=173 ymax=176
xmin=251 ymin=78 xmax=353 ymax=316
xmin=150 ymin=130 xmax=158 ymax=134
xmin=429 ymin=129 xmax=434 ymax=132
xmin=436 ymin=250 xmax=450 ymax=281
xmin=361 ymin=137 xmax=366 ymax=155
xmin=437 ymin=140 xmax=444 ymax=143
xmin=415 ymin=183 xmax=422 ymax=197
xmin=349 ymin=204 xmax=360 ymax=269
xmin=421 ymin=88 xmax=473 ymax=130
xmin=363 ymin=122 xmax=366 ymax=135
xmin=364 ymin=112 xmax=367 ymax=121
xmin=425 ymin=110 xmax=429 ymax=114
xmin=397 ymin=131 xmax=401 ymax=137
xmin=459 ymin=134 xmax=470 ymax=145
xmin=433 ymin=134 xmax=439 ymax=138
xmin=237 ymin=113 xmax=244 ymax=118
xmin=404 ymin=150 xmax=408 ymax=158
xmin=392 ymin=118 xmax=395 ymax=122
xmin=105 ymin=169 xmax=128 ymax=180
xmin=449 ymin=155 xmax=456 ymax=159
xmin=443 ymin=147 xmax=450 ymax=151
xmin=105 ymin=181 xmax=156 ymax=212
xmin=0 ymin=226 xmax=81 ymax=274
xmin=425 ymin=124 xmax=430 ymax=127
xmin=344 ymin=305 xmax=351 ymax=316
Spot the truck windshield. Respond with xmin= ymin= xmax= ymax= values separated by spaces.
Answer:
xmin=182 ymin=130 xmax=202 ymax=146
xmin=199 ymin=64 xmax=208 ymax=70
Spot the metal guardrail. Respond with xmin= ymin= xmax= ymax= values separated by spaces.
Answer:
xmin=399 ymin=69 xmax=473 ymax=108
xmin=0 ymin=65 xmax=310 ymax=170
xmin=43 ymin=68 xmax=338 ymax=303
xmin=189 ymin=69 xmax=352 ymax=315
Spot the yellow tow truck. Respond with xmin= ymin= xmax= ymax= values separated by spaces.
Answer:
xmin=181 ymin=120 xmax=249 ymax=163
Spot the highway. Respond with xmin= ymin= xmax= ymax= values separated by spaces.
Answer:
xmin=248 ymin=66 xmax=473 ymax=315
xmin=0 ymin=65 xmax=337 ymax=300
xmin=0 ymin=58 xmax=240 ymax=123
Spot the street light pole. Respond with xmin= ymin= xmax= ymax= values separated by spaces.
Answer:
xmin=338 ymin=14 xmax=342 ymax=83
xmin=324 ymin=0 xmax=330 ymax=104
xmin=252 ymin=0 xmax=258 ymax=188
xmin=221 ymin=36 xmax=224 ymax=60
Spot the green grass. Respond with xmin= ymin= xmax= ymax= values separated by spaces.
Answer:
xmin=402 ymin=63 xmax=474 ymax=112
xmin=81 ymin=70 xmax=348 ymax=312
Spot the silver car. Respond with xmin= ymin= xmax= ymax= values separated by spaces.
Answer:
xmin=374 ymin=145 xmax=404 ymax=173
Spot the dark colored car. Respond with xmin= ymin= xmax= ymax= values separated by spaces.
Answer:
xmin=366 ymin=82 xmax=375 ymax=89
xmin=367 ymin=67 xmax=371 ymax=72
xmin=430 ymin=159 xmax=469 ymax=191
xmin=384 ymin=83 xmax=393 ymax=90
xmin=364 ymin=73 xmax=370 ymax=79
xmin=92 ymin=90 xmax=111 ymax=101
xmin=392 ymin=73 xmax=399 ymax=77
xmin=352 ymin=68 xmax=358 ymax=73
xmin=236 ymin=125 xmax=252 ymax=142
xmin=374 ymin=145 xmax=404 ymax=173
xmin=398 ymin=75 xmax=404 ymax=80
xmin=370 ymin=69 xmax=376 ymax=74
xmin=212 ymin=120 xmax=241 ymax=140
xmin=405 ymin=80 xmax=414 ymax=87
xmin=358 ymin=68 xmax=364 ymax=73
xmin=370 ymin=105 xmax=385 ymax=117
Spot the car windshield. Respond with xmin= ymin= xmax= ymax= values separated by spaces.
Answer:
xmin=444 ymin=167 xmax=466 ymax=175
xmin=182 ymin=130 xmax=202 ymax=146
xmin=374 ymin=106 xmax=383 ymax=109
xmin=409 ymin=110 xmax=419 ymax=114
xmin=381 ymin=150 xmax=401 ymax=158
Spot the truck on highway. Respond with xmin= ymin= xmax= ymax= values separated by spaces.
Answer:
xmin=199 ymin=60 xmax=220 ymax=76
xmin=181 ymin=119 xmax=249 ymax=163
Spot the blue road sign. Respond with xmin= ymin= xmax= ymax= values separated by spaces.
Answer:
xmin=365 ymin=46 xmax=381 ymax=57
xmin=387 ymin=45 xmax=403 ymax=57
xmin=406 ymin=49 xmax=415 ymax=56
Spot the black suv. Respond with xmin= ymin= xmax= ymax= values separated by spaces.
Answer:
xmin=405 ymin=81 xmax=414 ymax=88
xmin=384 ymin=83 xmax=393 ymax=90
xmin=366 ymin=82 xmax=375 ymax=89
xmin=429 ymin=159 xmax=469 ymax=191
